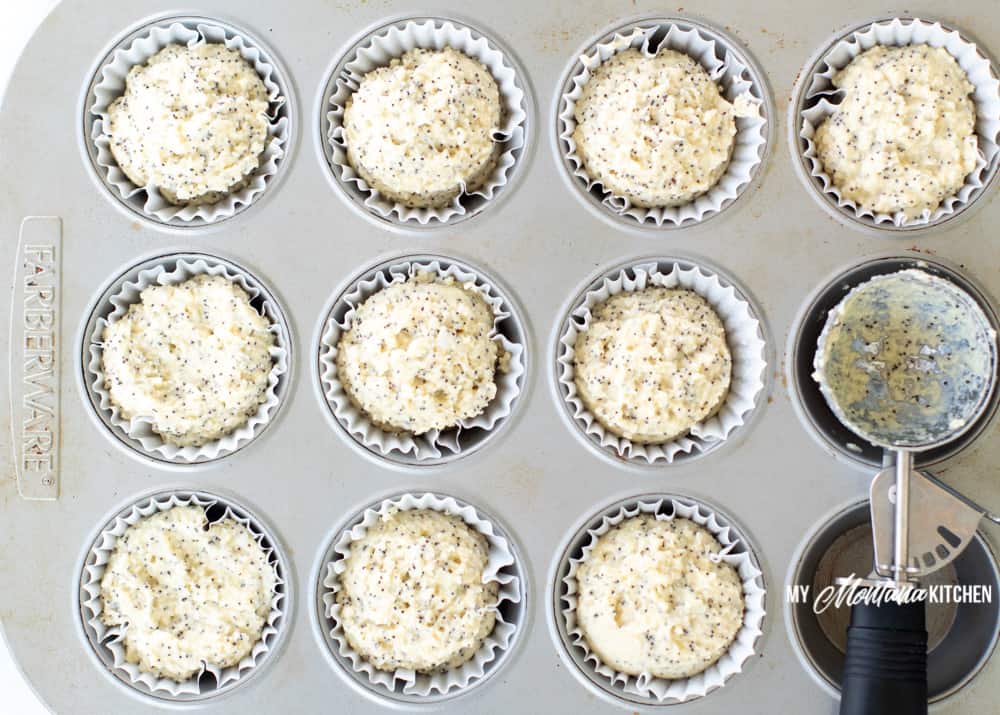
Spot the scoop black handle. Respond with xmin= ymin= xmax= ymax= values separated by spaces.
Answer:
xmin=839 ymin=596 xmax=927 ymax=715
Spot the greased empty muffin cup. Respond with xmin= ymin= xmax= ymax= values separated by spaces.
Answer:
xmin=317 ymin=492 xmax=525 ymax=700
xmin=318 ymin=256 xmax=527 ymax=465
xmin=322 ymin=17 xmax=528 ymax=226
xmin=797 ymin=17 xmax=1000 ymax=230
xmin=556 ymin=259 xmax=767 ymax=464
xmin=84 ymin=254 xmax=290 ymax=464
xmin=85 ymin=17 xmax=291 ymax=226
xmin=556 ymin=495 xmax=765 ymax=704
xmin=78 ymin=490 xmax=288 ymax=702
xmin=557 ymin=18 xmax=769 ymax=228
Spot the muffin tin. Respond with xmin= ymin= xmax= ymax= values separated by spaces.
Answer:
xmin=2 ymin=1 xmax=1000 ymax=714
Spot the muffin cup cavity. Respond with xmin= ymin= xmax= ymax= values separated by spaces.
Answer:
xmin=317 ymin=492 xmax=525 ymax=700
xmin=797 ymin=17 xmax=1000 ymax=231
xmin=322 ymin=17 xmax=528 ymax=226
xmin=556 ymin=259 xmax=767 ymax=465
xmin=85 ymin=17 xmax=291 ymax=226
xmin=555 ymin=495 xmax=766 ymax=704
xmin=318 ymin=255 xmax=527 ymax=465
xmin=83 ymin=254 xmax=291 ymax=465
xmin=78 ymin=490 xmax=288 ymax=702
xmin=557 ymin=18 xmax=769 ymax=228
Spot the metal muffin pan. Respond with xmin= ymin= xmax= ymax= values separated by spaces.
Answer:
xmin=2 ymin=1 xmax=1000 ymax=713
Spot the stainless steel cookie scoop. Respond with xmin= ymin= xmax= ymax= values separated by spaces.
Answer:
xmin=812 ymin=268 xmax=998 ymax=715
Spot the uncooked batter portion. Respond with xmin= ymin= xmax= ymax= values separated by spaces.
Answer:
xmin=335 ymin=271 xmax=507 ymax=435
xmin=101 ymin=274 xmax=275 ymax=447
xmin=99 ymin=505 xmax=275 ymax=681
xmin=813 ymin=45 xmax=978 ymax=218
xmin=343 ymin=47 xmax=502 ymax=208
xmin=573 ymin=287 xmax=731 ymax=443
xmin=107 ymin=43 xmax=270 ymax=205
xmin=336 ymin=508 xmax=498 ymax=673
xmin=572 ymin=48 xmax=756 ymax=208
xmin=814 ymin=269 xmax=996 ymax=446
xmin=574 ymin=515 xmax=744 ymax=679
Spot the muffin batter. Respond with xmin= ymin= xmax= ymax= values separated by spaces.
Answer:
xmin=814 ymin=45 xmax=978 ymax=218
xmin=572 ymin=48 xmax=753 ymax=207
xmin=99 ymin=505 xmax=276 ymax=681
xmin=573 ymin=288 xmax=731 ymax=443
xmin=343 ymin=47 xmax=501 ymax=207
xmin=336 ymin=509 xmax=498 ymax=672
xmin=336 ymin=272 xmax=506 ymax=434
xmin=108 ymin=43 xmax=269 ymax=204
xmin=575 ymin=515 xmax=744 ymax=679
xmin=101 ymin=274 xmax=275 ymax=447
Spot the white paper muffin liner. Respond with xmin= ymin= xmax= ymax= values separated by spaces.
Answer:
xmin=557 ymin=260 xmax=767 ymax=464
xmin=559 ymin=496 xmax=766 ymax=703
xmin=79 ymin=491 xmax=287 ymax=700
xmin=87 ymin=18 xmax=290 ymax=225
xmin=798 ymin=17 xmax=1000 ymax=229
xmin=324 ymin=18 xmax=528 ymax=225
xmin=319 ymin=492 xmax=524 ymax=697
xmin=318 ymin=257 xmax=526 ymax=462
xmin=85 ymin=255 xmax=290 ymax=463
xmin=558 ymin=20 xmax=768 ymax=227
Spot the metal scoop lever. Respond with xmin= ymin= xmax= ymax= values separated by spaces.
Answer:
xmin=870 ymin=467 xmax=993 ymax=580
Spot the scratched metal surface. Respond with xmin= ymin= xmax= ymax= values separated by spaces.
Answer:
xmin=1 ymin=1 xmax=999 ymax=713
